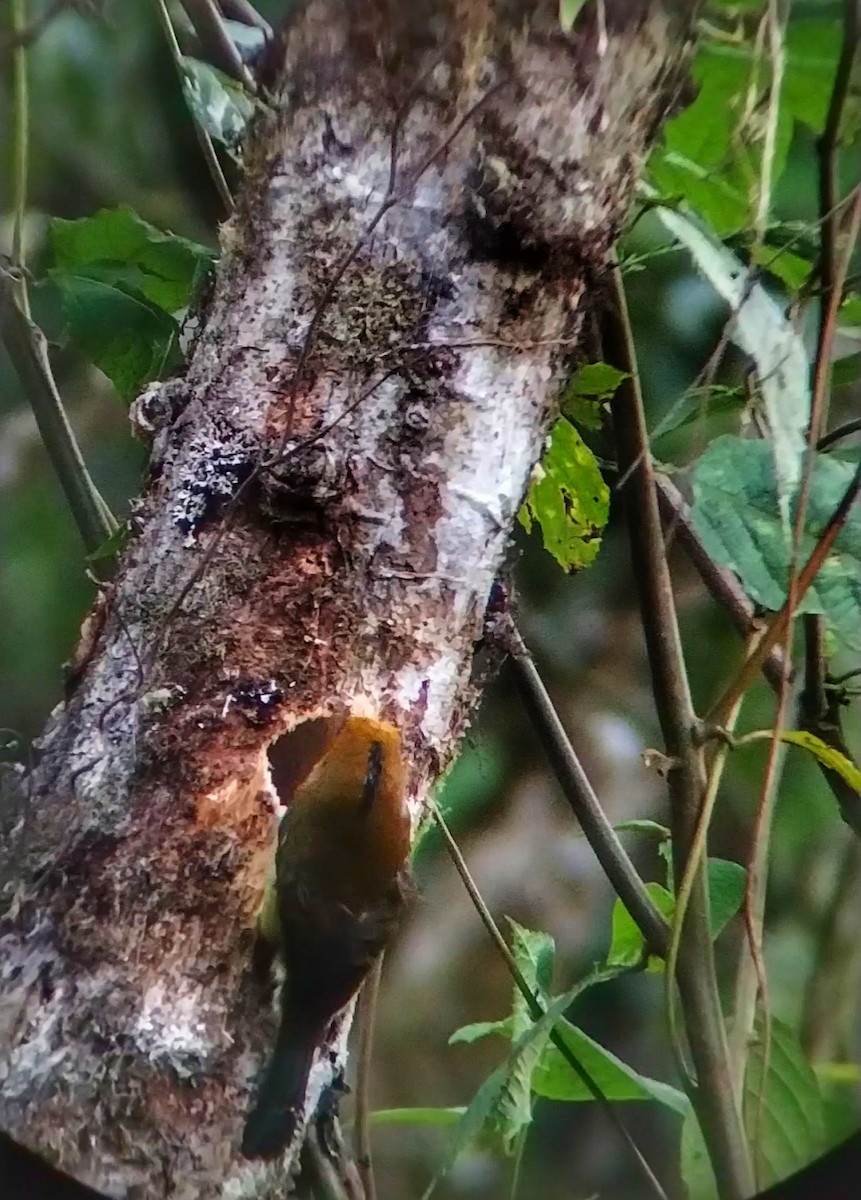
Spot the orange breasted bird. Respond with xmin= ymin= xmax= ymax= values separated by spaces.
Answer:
xmin=241 ymin=715 xmax=413 ymax=1160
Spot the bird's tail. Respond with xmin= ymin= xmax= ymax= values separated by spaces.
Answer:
xmin=241 ymin=1006 xmax=324 ymax=1160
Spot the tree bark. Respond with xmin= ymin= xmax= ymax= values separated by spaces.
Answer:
xmin=0 ymin=2 xmax=696 ymax=1196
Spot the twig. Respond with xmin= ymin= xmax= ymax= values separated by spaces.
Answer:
xmin=0 ymin=0 xmax=67 ymax=55
xmin=655 ymin=475 xmax=789 ymax=694
xmin=10 ymin=0 xmax=29 ymax=316
xmin=505 ymin=622 xmax=668 ymax=957
xmin=603 ymin=250 xmax=753 ymax=1200
xmin=708 ymin=458 xmax=861 ymax=726
xmin=801 ymin=834 xmax=861 ymax=1061
xmin=666 ymin=680 xmax=749 ymax=1088
xmin=353 ymin=956 xmax=383 ymax=1200
xmin=754 ymin=0 xmax=786 ymax=244
xmin=0 ymin=271 xmax=117 ymax=554
xmin=818 ymin=416 xmax=861 ymax=451
xmin=154 ymin=0 xmax=235 ymax=215
xmin=302 ymin=1120 xmax=365 ymax=1200
xmin=803 ymin=0 xmax=861 ymax=730
xmin=431 ymin=803 xmax=670 ymax=1200
xmin=220 ymin=0 xmax=271 ymax=35
xmin=180 ymin=0 xmax=254 ymax=88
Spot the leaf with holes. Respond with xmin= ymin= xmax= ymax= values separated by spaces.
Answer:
xmin=519 ymin=419 xmax=609 ymax=571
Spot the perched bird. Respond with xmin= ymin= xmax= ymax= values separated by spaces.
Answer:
xmin=242 ymin=715 xmax=413 ymax=1160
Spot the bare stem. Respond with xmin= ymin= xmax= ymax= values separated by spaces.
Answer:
xmin=10 ymin=0 xmax=30 ymax=317
xmin=353 ymin=956 xmax=383 ymax=1200
xmin=506 ymin=621 xmax=668 ymax=957
xmin=0 ymin=273 xmax=117 ymax=554
xmin=801 ymin=834 xmax=861 ymax=1061
xmin=154 ymin=0 xmax=235 ymax=215
xmin=603 ymin=251 xmax=753 ymax=1200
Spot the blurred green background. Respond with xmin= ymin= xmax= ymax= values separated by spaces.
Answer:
xmin=2 ymin=3 xmax=859 ymax=1199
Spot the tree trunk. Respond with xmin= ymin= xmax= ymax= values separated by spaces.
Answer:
xmin=0 ymin=2 xmax=696 ymax=1196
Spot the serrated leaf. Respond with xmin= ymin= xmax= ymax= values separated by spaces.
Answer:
xmin=509 ymin=919 xmax=555 ymax=1033
xmin=428 ymin=965 xmax=624 ymax=1198
xmin=651 ymin=210 xmax=809 ymax=530
xmin=181 ymin=57 xmax=255 ymax=153
xmin=681 ymin=1015 xmax=827 ymax=1199
xmin=691 ymin=436 xmax=861 ymax=649
xmin=488 ymin=922 xmax=557 ymax=1152
xmin=519 ymin=419 xmax=609 ymax=571
xmin=449 ymin=1019 xmax=511 ymax=1045
xmin=531 ymin=1019 xmax=690 ymax=1115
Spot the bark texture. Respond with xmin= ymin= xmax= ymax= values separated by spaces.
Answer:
xmin=0 ymin=2 xmax=695 ymax=1195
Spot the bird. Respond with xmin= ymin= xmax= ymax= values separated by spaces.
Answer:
xmin=241 ymin=715 xmax=413 ymax=1160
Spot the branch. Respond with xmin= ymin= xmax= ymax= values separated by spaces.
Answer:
xmin=505 ymin=621 xmax=668 ymax=957
xmin=603 ymin=253 xmax=754 ymax=1200
xmin=708 ymin=458 xmax=861 ymax=726
xmin=179 ymin=0 xmax=255 ymax=88
xmin=0 ymin=270 xmax=117 ymax=554
xmin=656 ymin=474 xmax=789 ymax=694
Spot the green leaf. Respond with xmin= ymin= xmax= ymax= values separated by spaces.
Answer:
xmin=563 ymin=362 xmax=627 ymax=430
xmin=832 ymin=353 xmax=861 ymax=391
xmin=681 ymin=1016 xmax=827 ymax=1199
xmin=367 ymin=1107 xmax=466 ymax=1127
xmin=84 ymin=522 xmax=128 ymax=565
xmin=181 ymin=57 xmax=255 ymax=154
xmin=771 ymin=730 xmax=861 ymax=794
xmin=607 ymin=882 xmax=673 ymax=970
xmin=651 ymin=209 xmax=809 ymax=529
xmin=650 ymin=385 xmax=747 ymax=445
xmin=559 ymin=0 xmax=589 ymax=31
xmin=425 ymin=965 xmax=624 ymax=1198
xmin=614 ymin=819 xmax=671 ymax=839
xmin=607 ymin=861 xmax=745 ymax=971
xmin=49 ymin=272 xmax=179 ymax=401
xmin=841 ymin=293 xmax=861 ymax=326
xmin=486 ymin=923 xmax=557 ymax=1153
xmin=691 ymin=436 xmax=861 ymax=649
xmin=519 ymin=419 xmax=610 ymax=571
xmin=50 ymin=206 xmax=213 ymax=315
xmin=531 ymin=1019 xmax=690 ymax=1115
xmin=749 ymin=243 xmax=814 ymax=295
xmin=449 ymin=1019 xmax=511 ymax=1045
xmin=706 ymin=858 xmax=747 ymax=938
